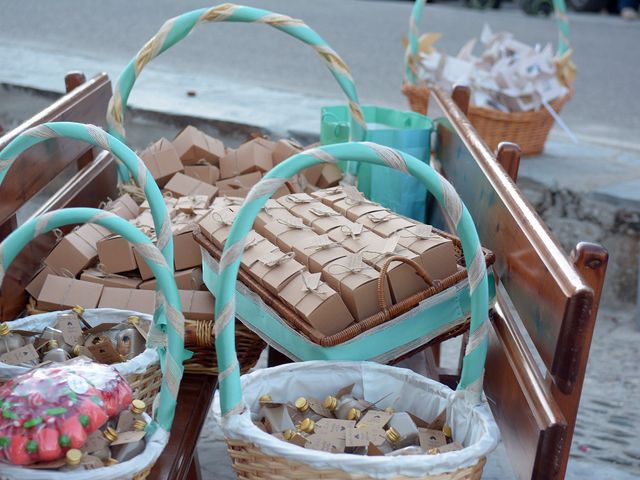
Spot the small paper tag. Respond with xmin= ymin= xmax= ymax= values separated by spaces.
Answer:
xmin=345 ymin=427 xmax=386 ymax=447
xmin=335 ymin=383 xmax=355 ymax=399
xmin=309 ymin=206 xmax=339 ymax=217
xmin=344 ymin=185 xmax=365 ymax=204
xmin=345 ymin=253 xmax=366 ymax=271
xmin=56 ymin=315 xmax=84 ymax=346
xmin=308 ymin=235 xmax=338 ymax=250
xmin=281 ymin=217 xmax=306 ymax=229
xmin=305 ymin=433 xmax=346 ymax=453
xmin=286 ymin=193 xmax=314 ymax=204
xmin=0 ymin=344 xmax=39 ymax=365
xmin=258 ymin=251 xmax=291 ymax=268
xmin=308 ymin=398 xmax=334 ymax=418
xmin=382 ymin=236 xmax=400 ymax=254
xmin=413 ymin=224 xmax=434 ymax=239
xmin=357 ymin=410 xmax=393 ymax=429
xmin=80 ymin=454 xmax=104 ymax=469
xmin=408 ymin=411 xmax=432 ymax=429
xmin=301 ymin=272 xmax=322 ymax=292
xmin=418 ymin=428 xmax=448 ymax=450
xmin=117 ymin=410 xmax=135 ymax=433
xmin=367 ymin=442 xmax=384 ymax=456
xmin=82 ymin=430 xmax=109 ymax=453
xmin=83 ymin=323 xmax=120 ymax=336
xmin=367 ymin=211 xmax=395 ymax=223
xmin=427 ymin=409 xmax=446 ymax=430
xmin=87 ymin=339 xmax=122 ymax=364
xmin=314 ymin=418 xmax=355 ymax=436
xmin=110 ymin=430 xmax=146 ymax=446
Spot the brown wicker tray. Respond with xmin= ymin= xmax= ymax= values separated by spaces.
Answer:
xmin=194 ymin=228 xmax=494 ymax=348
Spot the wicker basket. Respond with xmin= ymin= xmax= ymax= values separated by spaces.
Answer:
xmin=211 ymin=142 xmax=499 ymax=478
xmin=402 ymin=0 xmax=575 ymax=156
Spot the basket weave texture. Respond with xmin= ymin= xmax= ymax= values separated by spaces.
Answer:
xmin=226 ymin=439 xmax=486 ymax=479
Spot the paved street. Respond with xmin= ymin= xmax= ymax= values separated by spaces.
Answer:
xmin=0 ymin=0 xmax=638 ymax=148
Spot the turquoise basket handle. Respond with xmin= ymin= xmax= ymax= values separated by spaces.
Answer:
xmin=405 ymin=0 xmax=571 ymax=85
xmin=0 ymin=122 xmax=174 ymax=270
xmin=215 ymin=142 xmax=489 ymax=415
xmin=0 ymin=208 xmax=186 ymax=431
xmin=107 ymin=3 xmax=367 ymax=149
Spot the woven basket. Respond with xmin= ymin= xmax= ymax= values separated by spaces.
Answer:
xmin=402 ymin=0 xmax=575 ymax=155
xmin=212 ymin=142 xmax=498 ymax=478
xmin=467 ymin=89 xmax=573 ymax=155
xmin=0 ymin=123 xmax=188 ymax=479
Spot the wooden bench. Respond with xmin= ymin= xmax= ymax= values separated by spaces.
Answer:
xmin=429 ymin=84 xmax=608 ymax=480
xmin=0 ymin=72 xmax=214 ymax=479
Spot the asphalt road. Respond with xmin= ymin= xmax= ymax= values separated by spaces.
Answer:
xmin=0 ymin=0 xmax=638 ymax=147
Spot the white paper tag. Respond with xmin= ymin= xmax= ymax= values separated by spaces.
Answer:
xmin=382 ymin=236 xmax=400 ymax=254
xmin=344 ymin=185 xmax=365 ymax=204
xmin=301 ymin=272 xmax=322 ymax=292
xmin=413 ymin=224 xmax=434 ymax=239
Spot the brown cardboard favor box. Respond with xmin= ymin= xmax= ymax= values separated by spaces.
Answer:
xmin=184 ymin=164 xmax=220 ymax=184
xmin=272 ymin=139 xmax=303 ymax=165
xmin=172 ymin=219 xmax=204 ymax=271
xmin=254 ymin=200 xmax=298 ymax=232
xmin=360 ymin=236 xmax=429 ymax=303
xmin=44 ymin=224 xmax=110 ymax=276
xmin=80 ymin=269 xmax=143 ymax=289
xmin=358 ymin=211 xmax=415 ymax=238
xmin=310 ymin=187 xmax=349 ymax=208
xmin=328 ymin=223 xmax=385 ymax=255
xmin=216 ymin=171 xmax=262 ymax=192
xmin=138 ymin=138 xmax=184 ymax=187
xmin=179 ymin=290 xmax=215 ymax=321
xmin=97 ymin=235 xmax=137 ymax=274
xmin=98 ymin=287 xmax=156 ymax=315
xmin=164 ymin=173 xmax=218 ymax=203
xmin=219 ymin=138 xmax=273 ymax=179
xmin=239 ymin=231 xmax=272 ymax=271
xmin=198 ymin=208 xmax=238 ymax=249
xmin=276 ymin=193 xmax=317 ymax=213
xmin=26 ymin=265 xmax=58 ymax=298
xmin=397 ymin=225 xmax=458 ymax=280
xmin=140 ymin=267 xmax=203 ymax=291
xmin=279 ymin=272 xmax=355 ymax=336
xmin=250 ymin=250 xmax=305 ymax=294
xmin=261 ymin=217 xmax=317 ymax=252
xmin=333 ymin=198 xmax=386 ymax=222
xmin=316 ymin=164 xmax=343 ymax=188
xmin=293 ymin=235 xmax=350 ymax=273
xmin=37 ymin=275 xmax=103 ymax=311
xmin=323 ymin=254 xmax=389 ymax=321
xmin=107 ymin=194 xmax=140 ymax=220
xmin=172 ymin=125 xmax=226 ymax=166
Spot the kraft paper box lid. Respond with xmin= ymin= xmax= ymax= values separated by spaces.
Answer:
xmin=250 ymin=251 xmax=305 ymax=295
xmin=310 ymin=187 xmax=348 ymax=207
xmin=262 ymin=217 xmax=315 ymax=252
xmin=276 ymin=193 xmax=316 ymax=212
xmin=108 ymin=194 xmax=140 ymax=220
xmin=216 ymin=171 xmax=262 ymax=191
xmin=302 ymin=163 xmax=324 ymax=187
xmin=37 ymin=275 xmax=103 ymax=311
xmin=239 ymin=232 xmax=272 ymax=270
xmin=294 ymin=235 xmax=350 ymax=273
xmin=164 ymin=173 xmax=218 ymax=203
xmin=140 ymin=267 xmax=203 ymax=291
xmin=172 ymin=125 xmax=225 ymax=166
xmin=97 ymin=234 xmax=137 ymax=274
xmin=272 ymin=139 xmax=303 ymax=165
xmin=98 ymin=287 xmax=156 ymax=315
xmin=397 ymin=226 xmax=458 ymax=281
xmin=308 ymin=214 xmax=352 ymax=235
xmin=198 ymin=208 xmax=237 ymax=249
xmin=323 ymin=255 xmax=388 ymax=321
xmin=287 ymin=202 xmax=338 ymax=226
xmin=139 ymin=137 xmax=184 ymax=187
xmin=219 ymin=138 xmax=273 ymax=180
xmin=80 ymin=270 xmax=142 ymax=289
xmin=317 ymin=164 xmax=343 ymax=189
xmin=358 ymin=211 xmax=415 ymax=238
xmin=333 ymin=199 xmax=386 ymax=222
xmin=279 ymin=272 xmax=355 ymax=336
xmin=255 ymin=208 xmax=298 ymax=234
xmin=184 ymin=164 xmax=220 ymax=185
xmin=179 ymin=290 xmax=214 ymax=321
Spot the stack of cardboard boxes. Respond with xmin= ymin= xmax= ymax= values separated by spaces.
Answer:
xmin=198 ymin=187 xmax=460 ymax=339
xmin=24 ymin=125 xmax=344 ymax=327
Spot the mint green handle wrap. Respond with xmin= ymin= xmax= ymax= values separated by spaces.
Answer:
xmin=107 ymin=3 xmax=366 ymax=146
xmin=0 ymin=122 xmax=174 ymax=270
xmin=0 ymin=208 xmax=186 ymax=431
xmin=215 ymin=142 xmax=489 ymax=415
xmin=405 ymin=0 xmax=571 ymax=86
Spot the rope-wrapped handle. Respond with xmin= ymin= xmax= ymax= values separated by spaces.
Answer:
xmin=376 ymin=255 xmax=435 ymax=312
xmin=0 ymin=122 xmax=174 ymax=269
xmin=404 ymin=0 xmax=571 ymax=86
xmin=107 ymin=3 xmax=366 ymax=147
xmin=215 ymin=141 xmax=489 ymax=416
xmin=0 ymin=208 xmax=186 ymax=432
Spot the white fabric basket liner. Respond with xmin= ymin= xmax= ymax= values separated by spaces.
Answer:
xmin=213 ymin=361 xmax=500 ymax=478
xmin=0 ymin=413 xmax=169 ymax=480
xmin=0 ymin=309 xmax=159 ymax=380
